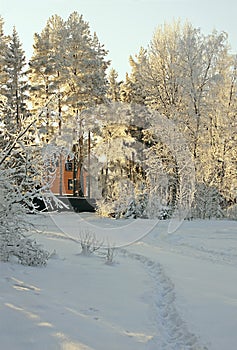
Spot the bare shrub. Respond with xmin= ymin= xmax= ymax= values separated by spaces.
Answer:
xmin=105 ymin=245 xmax=116 ymax=265
xmin=79 ymin=229 xmax=103 ymax=256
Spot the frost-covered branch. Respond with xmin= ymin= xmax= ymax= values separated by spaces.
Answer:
xmin=78 ymin=229 xmax=103 ymax=256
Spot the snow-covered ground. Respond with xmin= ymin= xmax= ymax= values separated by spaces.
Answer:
xmin=0 ymin=212 xmax=236 ymax=350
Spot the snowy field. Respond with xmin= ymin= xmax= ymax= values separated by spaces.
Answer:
xmin=0 ymin=212 xmax=237 ymax=350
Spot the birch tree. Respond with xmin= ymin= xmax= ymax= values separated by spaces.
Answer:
xmin=126 ymin=20 xmax=235 ymax=217
xmin=201 ymin=53 xmax=237 ymax=206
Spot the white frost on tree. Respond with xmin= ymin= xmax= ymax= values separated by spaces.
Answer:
xmin=0 ymin=111 xmax=62 ymax=265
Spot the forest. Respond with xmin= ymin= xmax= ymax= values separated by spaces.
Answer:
xmin=0 ymin=12 xmax=236 ymax=264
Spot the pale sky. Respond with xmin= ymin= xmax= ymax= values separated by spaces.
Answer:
xmin=1 ymin=0 xmax=237 ymax=79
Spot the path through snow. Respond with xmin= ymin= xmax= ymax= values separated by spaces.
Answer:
xmin=120 ymin=248 xmax=208 ymax=350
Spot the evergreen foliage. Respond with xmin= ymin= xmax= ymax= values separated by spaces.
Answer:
xmin=2 ymin=27 xmax=29 ymax=128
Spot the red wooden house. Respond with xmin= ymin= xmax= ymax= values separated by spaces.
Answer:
xmin=51 ymin=156 xmax=89 ymax=197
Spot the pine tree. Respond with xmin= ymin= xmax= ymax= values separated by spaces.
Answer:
xmin=62 ymin=12 xmax=109 ymax=195
xmin=28 ymin=27 xmax=59 ymax=141
xmin=28 ymin=12 xmax=109 ymax=144
xmin=40 ymin=14 xmax=68 ymax=135
xmin=63 ymin=12 xmax=109 ymax=112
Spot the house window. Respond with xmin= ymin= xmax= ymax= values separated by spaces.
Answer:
xmin=68 ymin=179 xmax=73 ymax=191
xmin=65 ymin=161 xmax=73 ymax=171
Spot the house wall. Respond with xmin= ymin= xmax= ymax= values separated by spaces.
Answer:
xmin=51 ymin=157 xmax=88 ymax=196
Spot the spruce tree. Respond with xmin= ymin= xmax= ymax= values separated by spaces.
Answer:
xmin=2 ymin=27 xmax=29 ymax=129
xmin=0 ymin=17 xmax=9 ymax=116
xmin=120 ymin=47 xmax=147 ymax=105
xmin=107 ymin=68 xmax=120 ymax=102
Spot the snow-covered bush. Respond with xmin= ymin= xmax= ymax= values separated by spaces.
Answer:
xmin=0 ymin=196 xmax=50 ymax=266
xmin=224 ymin=204 xmax=237 ymax=220
xmin=0 ymin=230 xmax=49 ymax=266
xmin=105 ymin=245 xmax=116 ymax=265
xmin=191 ymin=183 xmax=225 ymax=219
xmin=0 ymin=117 xmax=55 ymax=265
xmin=96 ymin=198 xmax=116 ymax=218
xmin=145 ymin=202 xmax=173 ymax=220
xmin=0 ymin=164 xmax=50 ymax=265
xmin=123 ymin=194 xmax=148 ymax=218
xmin=79 ymin=229 xmax=103 ymax=256
xmin=96 ymin=178 xmax=138 ymax=218
xmin=97 ymin=189 xmax=148 ymax=219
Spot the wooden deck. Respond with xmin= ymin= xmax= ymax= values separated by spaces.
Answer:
xmin=34 ymin=196 xmax=96 ymax=213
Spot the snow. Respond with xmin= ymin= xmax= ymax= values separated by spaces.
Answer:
xmin=0 ymin=212 xmax=237 ymax=349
